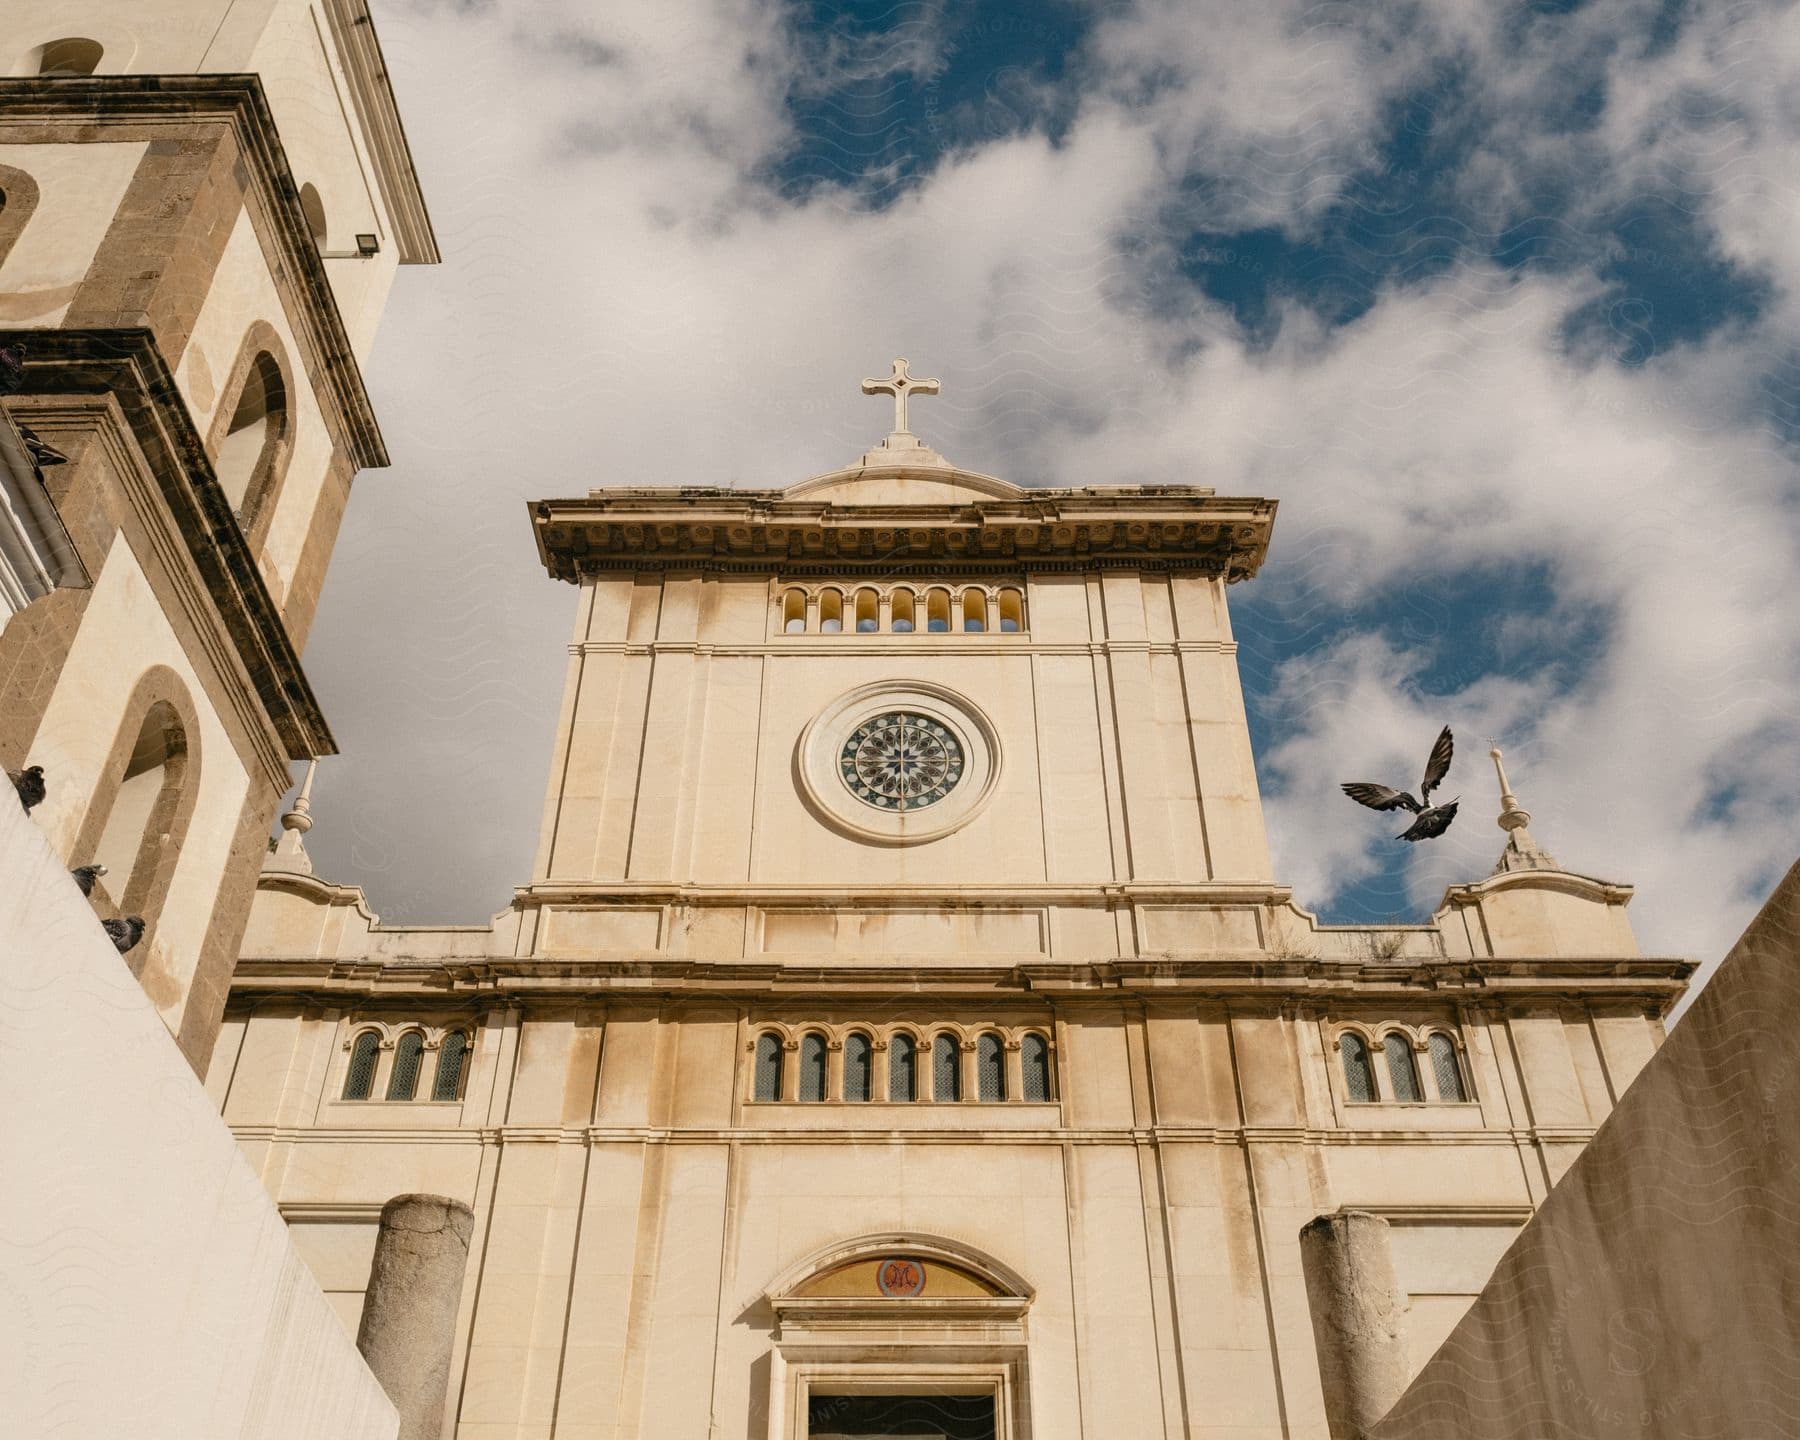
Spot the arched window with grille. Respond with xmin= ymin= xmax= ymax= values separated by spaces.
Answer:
xmin=782 ymin=589 xmax=807 ymax=633
xmin=387 ymin=1030 xmax=425 ymax=1100
xmin=933 ymin=1032 xmax=961 ymax=1101
xmin=1428 ymin=1032 xmax=1468 ymax=1102
xmin=977 ymin=1032 xmax=1005 ymax=1101
xmin=798 ymin=1032 xmax=828 ymax=1101
xmin=1384 ymin=1034 xmax=1423 ymax=1102
xmin=890 ymin=588 xmax=916 ymax=633
xmin=854 ymin=587 xmax=879 ymax=632
xmin=753 ymin=1032 xmax=783 ymax=1101
xmin=1339 ymin=1032 xmax=1376 ymax=1103
xmin=818 ymin=589 xmax=844 ymax=634
xmin=432 ymin=1031 xmax=470 ymax=1101
xmin=1021 ymin=1033 xmax=1051 ymax=1102
xmin=961 ymin=588 xmax=987 ymax=632
xmin=343 ymin=1030 xmax=380 ymax=1101
xmin=843 ymin=1032 xmax=872 ymax=1101
xmin=889 ymin=1032 xmax=917 ymax=1101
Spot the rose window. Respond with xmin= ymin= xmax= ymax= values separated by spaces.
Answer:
xmin=838 ymin=712 xmax=964 ymax=811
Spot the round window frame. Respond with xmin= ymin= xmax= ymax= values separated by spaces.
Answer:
xmin=796 ymin=681 xmax=1001 ymax=846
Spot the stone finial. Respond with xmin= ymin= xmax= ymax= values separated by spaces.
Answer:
xmin=265 ymin=759 xmax=318 ymax=874
xmin=1489 ymin=745 xmax=1558 ymax=874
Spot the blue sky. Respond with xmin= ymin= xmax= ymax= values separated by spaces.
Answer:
xmin=299 ymin=0 xmax=1800 ymax=988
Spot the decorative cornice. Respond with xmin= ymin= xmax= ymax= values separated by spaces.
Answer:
xmin=322 ymin=0 xmax=441 ymax=264
xmin=0 ymin=329 xmax=333 ymax=760
xmin=0 ymin=75 xmax=388 ymax=468
xmin=530 ymin=489 xmax=1278 ymax=582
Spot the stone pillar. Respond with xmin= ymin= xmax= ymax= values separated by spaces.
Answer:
xmin=1300 ymin=1209 xmax=1410 ymax=1440
xmin=356 ymin=1194 xmax=475 ymax=1440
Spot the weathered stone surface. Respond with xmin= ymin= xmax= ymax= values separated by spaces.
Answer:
xmin=1302 ymin=1209 xmax=1412 ymax=1439
xmin=1374 ymin=857 xmax=1800 ymax=1440
xmin=356 ymin=1194 xmax=475 ymax=1440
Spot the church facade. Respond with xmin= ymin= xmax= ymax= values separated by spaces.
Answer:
xmin=219 ymin=394 xmax=1691 ymax=1439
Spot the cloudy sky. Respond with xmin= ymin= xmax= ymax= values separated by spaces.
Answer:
xmin=298 ymin=0 xmax=1798 ymax=996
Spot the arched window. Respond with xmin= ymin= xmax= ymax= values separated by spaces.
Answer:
xmin=1021 ymin=1033 xmax=1051 ymax=1101
xmin=843 ymin=1032 xmax=872 ymax=1101
xmin=387 ymin=1030 xmax=425 ymax=1100
xmin=997 ymin=588 xmax=1024 ymax=632
xmin=926 ymin=588 xmax=951 ymax=633
xmin=854 ymin=587 xmax=879 ymax=632
xmin=782 ymin=588 xmax=806 ymax=633
xmin=977 ymin=1033 xmax=1005 ymax=1101
xmin=299 ymin=183 xmax=328 ymax=249
xmin=753 ymin=1032 xmax=783 ymax=1101
xmin=933 ymin=1032 xmax=961 ymax=1101
xmin=1428 ymin=1032 xmax=1468 ymax=1102
xmin=961 ymin=588 xmax=987 ymax=632
xmin=215 ymin=350 xmax=287 ymax=523
xmin=818 ymin=589 xmax=843 ymax=634
xmin=432 ymin=1031 xmax=469 ymax=1101
xmin=890 ymin=588 xmax=915 ymax=633
xmin=91 ymin=701 xmax=187 ymax=910
xmin=889 ymin=1032 xmax=917 ymax=1101
xmin=343 ymin=1031 xmax=380 ymax=1101
xmin=798 ymin=1032 xmax=827 ymax=1101
xmin=35 ymin=39 xmax=104 ymax=76
xmin=1339 ymin=1033 xmax=1375 ymax=1103
xmin=1384 ymin=1035 xmax=1423 ymax=1102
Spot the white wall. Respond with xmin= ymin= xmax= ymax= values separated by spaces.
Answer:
xmin=0 ymin=782 xmax=398 ymax=1440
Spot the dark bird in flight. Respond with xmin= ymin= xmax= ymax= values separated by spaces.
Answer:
xmin=0 ymin=341 xmax=25 ymax=396
xmin=17 ymin=424 xmax=66 ymax=469
xmin=1341 ymin=726 xmax=1459 ymax=842
xmin=71 ymin=863 xmax=107 ymax=897
xmin=102 ymin=916 xmax=145 ymax=955
xmin=9 ymin=764 xmax=45 ymax=813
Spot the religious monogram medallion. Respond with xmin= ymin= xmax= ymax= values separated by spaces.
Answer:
xmin=839 ymin=712 xmax=964 ymax=811
xmin=876 ymin=1257 xmax=927 ymax=1297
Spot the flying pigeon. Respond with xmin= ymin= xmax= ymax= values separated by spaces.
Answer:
xmin=0 ymin=341 xmax=25 ymax=396
xmin=102 ymin=916 xmax=145 ymax=955
xmin=9 ymin=764 xmax=45 ymax=813
xmin=70 ymin=863 xmax=107 ymax=897
xmin=1341 ymin=726 xmax=1459 ymax=842
xmin=17 ymin=424 xmax=66 ymax=469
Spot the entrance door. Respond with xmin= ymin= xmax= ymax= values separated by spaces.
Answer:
xmin=808 ymin=1394 xmax=996 ymax=1439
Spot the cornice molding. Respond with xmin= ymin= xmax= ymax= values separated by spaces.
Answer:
xmin=530 ymin=489 xmax=1278 ymax=582
xmin=1 ymin=329 xmax=333 ymax=762
xmin=321 ymin=0 xmax=440 ymax=264
xmin=0 ymin=75 xmax=388 ymax=468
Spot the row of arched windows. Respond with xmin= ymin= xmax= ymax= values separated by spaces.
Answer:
xmin=779 ymin=584 xmax=1025 ymax=634
xmin=1336 ymin=1028 xmax=1470 ymax=1105
xmin=752 ymin=1028 xmax=1053 ymax=1103
xmin=342 ymin=1028 xmax=471 ymax=1102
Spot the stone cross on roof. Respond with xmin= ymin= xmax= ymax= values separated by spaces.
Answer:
xmin=861 ymin=357 xmax=940 ymax=437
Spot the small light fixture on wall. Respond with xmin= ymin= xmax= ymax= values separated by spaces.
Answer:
xmin=316 ymin=234 xmax=383 ymax=259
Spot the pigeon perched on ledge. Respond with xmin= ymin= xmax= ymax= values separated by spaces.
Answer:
xmin=16 ymin=424 xmax=66 ymax=469
xmin=71 ymin=863 xmax=107 ymax=897
xmin=1341 ymin=725 xmax=1460 ymax=843
xmin=9 ymin=764 xmax=45 ymax=813
xmin=102 ymin=916 xmax=145 ymax=955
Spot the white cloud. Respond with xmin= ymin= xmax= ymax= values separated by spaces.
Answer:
xmin=296 ymin=0 xmax=1799 ymax=1001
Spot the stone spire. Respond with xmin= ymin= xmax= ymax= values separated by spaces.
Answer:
xmin=1490 ymin=745 xmax=1558 ymax=874
xmin=266 ymin=758 xmax=318 ymax=874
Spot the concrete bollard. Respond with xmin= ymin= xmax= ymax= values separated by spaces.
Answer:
xmin=1300 ymin=1209 xmax=1411 ymax=1439
xmin=356 ymin=1194 xmax=475 ymax=1440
